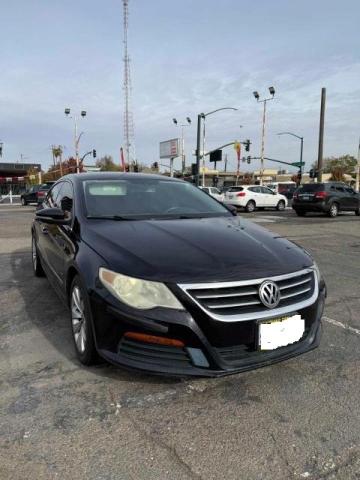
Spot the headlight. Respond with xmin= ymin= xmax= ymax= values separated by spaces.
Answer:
xmin=312 ymin=261 xmax=321 ymax=283
xmin=99 ymin=267 xmax=184 ymax=310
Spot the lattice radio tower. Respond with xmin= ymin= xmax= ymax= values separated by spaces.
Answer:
xmin=123 ymin=0 xmax=136 ymax=166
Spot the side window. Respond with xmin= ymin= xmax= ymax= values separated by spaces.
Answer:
xmin=330 ymin=185 xmax=336 ymax=191
xmin=248 ymin=187 xmax=260 ymax=193
xmin=213 ymin=188 xmax=220 ymax=194
xmin=261 ymin=187 xmax=273 ymax=194
xmin=336 ymin=186 xmax=345 ymax=193
xmin=58 ymin=182 xmax=74 ymax=213
xmin=46 ymin=182 xmax=63 ymax=208
xmin=346 ymin=188 xmax=354 ymax=194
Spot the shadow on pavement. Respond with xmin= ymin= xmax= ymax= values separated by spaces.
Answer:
xmin=10 ymin=248 xmax=181 ymax=386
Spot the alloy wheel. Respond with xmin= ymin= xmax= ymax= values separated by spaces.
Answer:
xmin=71 ymin=286 xmax=87 ymax=354
xmin=329 ymin=203 xmax=338 ymax=217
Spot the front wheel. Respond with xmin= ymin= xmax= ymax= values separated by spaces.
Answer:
xmin=245 ymin=200 xmax=256 ymax=213
xmin=276 ymin=200 xmax=286 ymax=211
xmin=70 ymin=276 xmax=98 ymax=366
xmin=328 ymin=203 xmax=339 ymax=218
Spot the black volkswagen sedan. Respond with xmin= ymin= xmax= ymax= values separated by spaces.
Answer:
xmin=32 ymin=173 xmax=326 ymax=376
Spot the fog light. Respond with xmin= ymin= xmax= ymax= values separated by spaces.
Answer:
xmin=124 ymin=332 xmax=185 ymax=348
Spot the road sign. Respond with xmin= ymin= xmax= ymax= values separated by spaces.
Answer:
xmin=291 ymin=162 xmax=305 ymax=167
xmin=160 ymin=138 xmax=180 ymax=158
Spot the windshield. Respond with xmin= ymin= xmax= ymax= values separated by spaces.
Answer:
xmin=227 ymin=187 xmax=244 ymax=192
xmin=83 ymin=178 xmax=231 ymax=219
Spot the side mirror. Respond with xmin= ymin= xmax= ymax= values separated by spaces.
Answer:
xmin=226 ymin=204 xmax=238 ymax=216
xmin=35 ymin=207 xmax=71 ymax=225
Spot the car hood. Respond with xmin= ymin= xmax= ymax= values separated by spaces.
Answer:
xmin=82 ymin=216 xmax=313 ymax=283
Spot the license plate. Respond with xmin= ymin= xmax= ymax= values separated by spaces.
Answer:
xmin=303 ymin=195 xmax=310 ymax=200
xmin=228 ymin=195 xmax=234 ymax=199
xmin=258 ymin=314 xmax=305 ymax=350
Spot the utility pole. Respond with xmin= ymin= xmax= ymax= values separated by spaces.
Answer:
xmin=356 ymin=137 xmax=360 ymax=192
xmin=317 ymin=87 xmax=326 ymax=183
xmin=253 ymin=87 xmax=275 ymax=186
xmin=196 ymin=114 xmax=202 ymax=186
xmin=224 ymin=153 xmax=228 ymax=172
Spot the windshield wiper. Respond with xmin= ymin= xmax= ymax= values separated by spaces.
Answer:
xmin=87 ymin=215 xmax=138 ymax=221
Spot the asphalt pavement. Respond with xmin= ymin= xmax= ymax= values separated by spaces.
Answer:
xmin=1 ymin=205 xmax=360 ymax=480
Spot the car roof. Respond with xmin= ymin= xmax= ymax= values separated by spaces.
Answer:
xmin=65 ymin=172 xmax=184 ymax=185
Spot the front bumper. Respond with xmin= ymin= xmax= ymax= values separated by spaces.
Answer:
xmin=89 ymin=281 xmax=326 ymax=377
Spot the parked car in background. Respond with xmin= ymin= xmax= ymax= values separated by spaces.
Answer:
xmin=266 ymin=182 xmax=297 ymax=200
xmin=21 ymin=182 xmax=55 ymax=205
xmin=31 ymin=173 xmax=325 ymax=376
xmin=292 ymin=182 xmax=360 ymax=217
xmin=21 ymin=184 xmax=43 ymax=205
xmin=36 ymin=182 xmax=55 ymax=205
xmin=224 ymin=185 xmax=287 ymax=212
xmin=199 ymin=186 xmax=224 ymax=202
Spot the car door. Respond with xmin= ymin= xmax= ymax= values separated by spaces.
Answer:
xmin=36 ymin=182 xmax=64 ymax=283
xmin=345 ymin=187 xmax=359 ymax=210
xmin=45 ymin=181 xmax=75 ymax=288
xmin=334 ymin=186 xmax=347 ymax=210
xmin=247 ymin=187 xmax=263 ymax=205
xmin=260 ymin=187 xmax=276 ymax=207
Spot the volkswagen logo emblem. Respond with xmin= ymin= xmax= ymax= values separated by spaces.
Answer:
xmin=259 ymin=280 xmax=280 ymax=309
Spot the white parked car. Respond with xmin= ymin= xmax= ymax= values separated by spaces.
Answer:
xmin=223 ymin=185 xmax=287 ymax=212
xmin=199 ymin=186 xmax=224 ymax=202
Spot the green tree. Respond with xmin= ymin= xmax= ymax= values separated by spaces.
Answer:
xmin=96 ymin=155 xmax=120 ymax=172
xmin=323 ymin=155 xmax=357 ymax=175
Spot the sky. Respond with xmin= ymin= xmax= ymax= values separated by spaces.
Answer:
xmin=1 ymin=0 xmax=359 ymax=174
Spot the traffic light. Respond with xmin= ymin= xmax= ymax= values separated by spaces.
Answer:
xmin=191 ymin=163 xmax=198 ymax=176
xmin=244 ymin=139 xmax=251 ymax=152
xmin=241 ymin=156 xmax=246 ymax=163
xmin=247 ymin=156 xmax=251 ymax=164
xmin=92 ymin=149 xmax=96 ymax=158
xmin=309 ymin=168 xmax=317 ymax=178
xmin=209 ymin=149 xmax=222 ymax=163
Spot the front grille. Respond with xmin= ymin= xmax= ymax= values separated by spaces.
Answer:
xmin=118 ymin=337 xmax=192 ymax=368
xmin=179 ymin=268 xmax=318 ymax=322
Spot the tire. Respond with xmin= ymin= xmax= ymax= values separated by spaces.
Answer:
xmin=32 ymin=234 xmax=45 ymax=277
xmin=328 ymin=203 xmax=339 ymax=218
xmin=245 ymin=200 xmax=256 ymax=213
xmin=70 ymin=275 xmax=98 ymax=366
xmin=355 ymin=207 xmax=360 ymax=216
xmin=276 ymin=200 xmax=286 ymax=211
xmin=21 ymin=197 xmax=27 ymax=206
xmin=295 ymin=210 xmax=306 ymax=217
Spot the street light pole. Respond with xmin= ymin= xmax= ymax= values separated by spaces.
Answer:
xmin=277 ymin=131 xmax=304 ymax=177
xmin=260 ymin=100 xmax=267 ymax=186
xmin=253 ymin=88 xmax=275 ymax=186
xmin=65 ymin=108 xmax=86 ymax=174
xmin=173 ymin=117 xmax=191 ymax=177
xmin=195 ymin=107 xmax=238 ymax=186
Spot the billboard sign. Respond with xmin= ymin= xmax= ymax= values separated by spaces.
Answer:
xmin=160 ymin=138 xmax=179 ymax=158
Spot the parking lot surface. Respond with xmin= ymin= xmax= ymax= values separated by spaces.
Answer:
xmin=1 ymin=205 xmax=360 ymax=480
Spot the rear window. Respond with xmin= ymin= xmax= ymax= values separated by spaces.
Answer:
xmin=228 ymin=187 xmax=244 ymax=192
xmin=298 ymin=184 xmax=324 ymax=193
